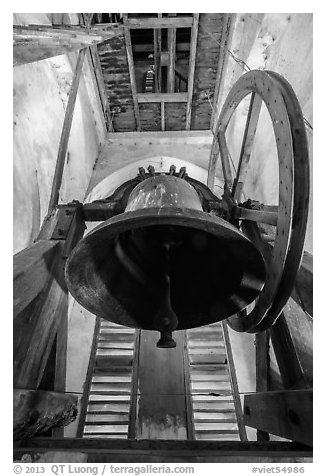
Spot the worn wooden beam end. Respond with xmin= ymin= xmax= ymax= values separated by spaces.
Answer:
xmin=14 ymin=389 xmax=78 ymax=441
xmin=244 ymin=390 xmax=313 ymax=447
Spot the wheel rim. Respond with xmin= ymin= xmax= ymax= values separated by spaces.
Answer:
xmin=212 ymin=70 xmax=309 ymax=332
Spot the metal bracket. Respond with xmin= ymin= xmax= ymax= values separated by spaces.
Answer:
xmin=51 ymin=202 xmax=84 ymax=240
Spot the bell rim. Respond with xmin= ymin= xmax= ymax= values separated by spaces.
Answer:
xmin=65 ymin=207 xmax=267 ymax=328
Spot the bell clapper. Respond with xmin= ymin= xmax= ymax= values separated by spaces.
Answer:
xmin=154 ymin=243 xmax=179 ymax=348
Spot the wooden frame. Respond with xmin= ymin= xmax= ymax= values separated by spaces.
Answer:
xmin=122 ymin=14 xmax=141 ymax=131
xmin=244 ymin=390 xmax=312 ymax=447
xmin=210 ymin=14 xmax=236 ymax=132
xmin=15 ymin=439 xmax=312 ymax=463
xmin=13 ymin=24 xmax=122 ymax=66
xmin=222 ymin=322 xmax=248 ymax=441
xmin=167 ymin=17 xmax=177 ymax=94
xmin=137 ymin=93 xmax=187 ymax=103
xmin=186 ymin=14 xmax=199 ymax=130
xmin=47 ymin=48 xmax=87 ymax=213
xmin=124 ymin=17 xmax=193 ymax=29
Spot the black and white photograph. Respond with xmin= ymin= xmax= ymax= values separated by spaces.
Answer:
xmin=12 ymin=8 xmax=313 ymax=470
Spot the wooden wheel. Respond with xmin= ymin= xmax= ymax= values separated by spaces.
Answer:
xmin=213 ymin=70 xmax=310 ymax=333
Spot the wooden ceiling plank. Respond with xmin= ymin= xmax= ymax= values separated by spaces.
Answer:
xmin=186 ymin=13 xmax=199 ymax=130
xmin=125 ymin=17 xmax=193 ymax=29
xmin=122 ymin=14 xmax=141 ymax=132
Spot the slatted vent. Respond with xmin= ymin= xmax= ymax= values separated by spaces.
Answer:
xmin=187 ymin=322 xmax=240 ymax=440
xmin=83 ymin=320 xmax=137 ymax=439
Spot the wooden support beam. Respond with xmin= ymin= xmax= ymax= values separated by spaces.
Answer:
xmin=124 ymin=17 xmax=193 ymax=29
xmin=13 ymin=24 xmax=122 ymax=66
xmin=13 ymin=245 xmax=66 ymax=389
xmin=47 ymin=48 xmax=87 ymax=213
xmin=210 ymin=14 xmax=236 ymax=132
xmin=14 ymin=204 xmax=86 ymax=390
xmin=128 ymin=330 xmax=141 ymax=439
xmin=14 ymin=389 xmax=78 ymax=441
xmin=76 ymin=317 xmax=101 ymax=437
xmin=167 ymin=17 xmax=177 ymax=93
xmin=255 ymin=331 xmax=271 ymax=441
xmin=161 ymin=102 xmax=165 ymax=131
xmin=244 ymin=390 xmax=312 ymax=447
xmin=122 ymin=14 xmax=141 ymax=131
xmin=153 ymin=14 xmax=162 ymax=93
xmin=217 ymin=131 xmax=233 ymax=191
xmin=234 ymin=206 xmax=278 ymax=226
xmin=207 ymin=133 xmax=220 ymax=191
xmin=14 ymin=240 xmax=60 ymax=319
xmin=137 ymin=92 xmax=187 ymax=103
xmin=16 ymin=438 xmax=312 ymax=463
xmin=292 ymin=251 xmax=313 ymax=317
xmin=79 ymin=13 xmax=113 ymax=133
xmin=222 ymin=322 xmax=248 ymax=441
xmin=232 ymin=92 xmax=263 ymax=202
xmin=186 ymin=14 xmax=199 ymax=130
xmin=270 ymin=314 xmax=308 ymax=389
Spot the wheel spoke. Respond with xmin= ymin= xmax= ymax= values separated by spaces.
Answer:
xmin=232 ymin=92 xmax=263 ymax=202
xmin=234 ymin=206 xmax=278 ymax=226
xmin=217 ymin=131 xmax=233 ymax=192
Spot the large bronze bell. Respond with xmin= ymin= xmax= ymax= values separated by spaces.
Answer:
xmin=65 ymin=174 xmax=266 ymax=347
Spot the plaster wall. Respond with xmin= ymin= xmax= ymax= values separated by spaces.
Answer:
xmin=13 ymin=13 xmax=106 ymax=254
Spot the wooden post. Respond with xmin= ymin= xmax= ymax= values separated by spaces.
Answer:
xmin=207 ymin=133 xmax=220 ymax=191
xmin=167 ymin=14 xmax=177 ymax=93
xmin=255 ymin=331 xmax=270 ymax=441
xmin=185 ymin=14 xmax=199 ymax=130
xmin=154 ymin=14 xmax=162 ymax=93
xmin=161 ymin=101 xmax=165 ymax=131
xmin=47 ymin=49 xmax=87 ymax=213
xmin=14 ymin=389 xmax=78 ymax=441
xmin=222 ymin=322 xmax=248 ymax=441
